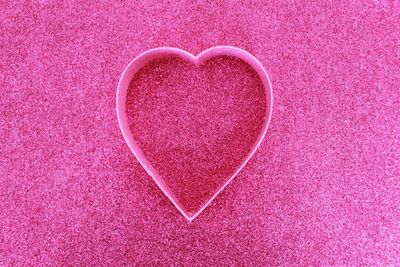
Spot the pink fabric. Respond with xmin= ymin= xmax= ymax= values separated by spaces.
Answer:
xmin=1 ymin=1 xmax=399 ymax=265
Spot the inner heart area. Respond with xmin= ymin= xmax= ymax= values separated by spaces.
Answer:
xmin=126 ymin=55 xmax=266 ymax=216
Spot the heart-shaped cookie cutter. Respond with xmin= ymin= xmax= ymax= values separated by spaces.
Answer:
xmin=116 ymin=46 xmax=273 ymax=221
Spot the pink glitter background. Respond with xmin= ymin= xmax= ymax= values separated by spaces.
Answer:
xmin=1 ymin=1 xmax=400 ymax=265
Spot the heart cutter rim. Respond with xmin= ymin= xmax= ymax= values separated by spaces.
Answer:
xmin=116 ymin=46 xmax=273 ymax=222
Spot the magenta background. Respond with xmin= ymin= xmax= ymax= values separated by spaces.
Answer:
xmin=1 ymin=1 xmax=400 ymax=266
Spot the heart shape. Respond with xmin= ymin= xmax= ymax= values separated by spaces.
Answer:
xmin=116 ymin=46 xmax=273 ymax=221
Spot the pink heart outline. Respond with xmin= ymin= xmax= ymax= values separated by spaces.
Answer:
xmin=116 ymin=46 xmax=273 ymax=221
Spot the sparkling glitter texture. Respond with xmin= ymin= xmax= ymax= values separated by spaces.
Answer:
xmin=1 ymin=1 xmax=400 ymax=266
xmin=127 ymin=56 xmax=266 ymax=216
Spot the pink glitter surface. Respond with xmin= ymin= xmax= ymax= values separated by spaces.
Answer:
xmin=1 ymin=1 xmax=400 ymax=266
xmin=127 ymin=55 xmax=267 ymax=216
